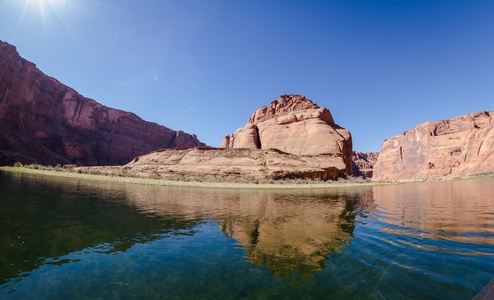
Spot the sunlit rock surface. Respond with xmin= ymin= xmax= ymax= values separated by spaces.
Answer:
xmin=122 ymin=147 xmax=349 ymax=181
xmin=222 ymin=94 xmax=353 ymax=177
xmin=0 ymin=40 xmax=205 ymax=166
xmin=373 ymin=111 xmax=494 ymax=180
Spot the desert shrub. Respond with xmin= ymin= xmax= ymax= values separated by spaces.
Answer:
xmin=203 ymin=176 xmax=225 ymax=182
xmin=235 ymin=178 xmax=251 ymax=184
xmin=13 ymin=162 xmax=22 ymax=168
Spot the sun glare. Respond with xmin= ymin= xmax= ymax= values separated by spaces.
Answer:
xmin=17 ymin=0 xmax=72 ymax=31
xmin=21 ymin=0 xmax=58 ymax=21
xmin=26 ymin=0 xmax=59 ymax=8
xmin=25 ymin=0 xmax=54 ymax=12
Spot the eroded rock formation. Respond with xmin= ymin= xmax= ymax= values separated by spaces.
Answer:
xmin=373 ymin=111 xmax=494 ymax=181
xmin=221 ymin=95 xmax=353 ymax=176
xmin=0 ymin=40 xmax=205 ymax=166
xmin=352 ymin=151 xmax=379 ymax=178
xmin=121 ymin=146 xmax=349 ymax=181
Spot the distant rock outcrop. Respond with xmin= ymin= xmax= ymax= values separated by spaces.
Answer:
xmin=352 ymin=151 xmax=379 ymax=178
xmin=373 ymin=111 xmax=494 ymax=181
xmin=221 ymin=95 xmax=353 ymax=176
xmin=0 ymin=40 xmax=205 ymax=166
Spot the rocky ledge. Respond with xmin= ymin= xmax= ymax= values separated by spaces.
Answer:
xmin=120 ymin=147 xmax=350 ymax=181
xmin=373 ymin=111 xmax=494 ymax=181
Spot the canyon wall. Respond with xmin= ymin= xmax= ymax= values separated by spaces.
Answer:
xmin=352 ymin=151 xmax=379 ymax=178
xmin=0 ymin=40 xmax=205 ymax=166
xmin=373 ymin=111 xmax=494 ymax=181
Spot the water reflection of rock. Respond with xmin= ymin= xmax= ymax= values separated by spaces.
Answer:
xmin=221 ymin=194 xmax=355 ymax=279
xmin=2 ymin=171 xmax=371 ymax=284
xmin=0 ymin=172 xmax=202 ymax=285
xmin=371 ymin=178 xmax=494 ymax=245
xmin=120 ymin=185 xmax=362 ymax=280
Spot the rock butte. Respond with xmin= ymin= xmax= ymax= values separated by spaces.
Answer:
xmin=0 ymin=40 xmax=205 ymax=166
xmin=373 ymin=111 xmax=494 ymax=181
xmin=117 ymin=95 xmax=353 ymax=181
xmin=222 ymin=94 xmax=353 ymax=176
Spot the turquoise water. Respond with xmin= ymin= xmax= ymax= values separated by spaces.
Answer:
xmin=0 ymin=171 xmax=493 ymax=299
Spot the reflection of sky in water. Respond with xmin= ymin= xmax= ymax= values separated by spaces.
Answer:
xmin=1 ymin=171 xmax=494 ymax=299
xmin=2 ymin=223 xmax=263 ymax=298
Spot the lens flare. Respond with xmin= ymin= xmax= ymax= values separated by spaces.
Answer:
xmin=15 ymin=0 xmax=80 ymax=50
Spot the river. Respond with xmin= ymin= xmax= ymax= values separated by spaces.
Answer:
xmin=0 ymin=171 xmax=493 ymax=299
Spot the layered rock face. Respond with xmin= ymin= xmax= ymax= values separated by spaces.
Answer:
xmin=352 ymin=151 xmax=379 ymax=178
xmin=221 ymin=95 xmax=353 ymax=176
xmin=373 ymin=111 xmax=494 ymax=181
xmin=0 ymin=41 xmax=205 ymax=166
xmin=120 ymin=147 xmax=349 ymax=181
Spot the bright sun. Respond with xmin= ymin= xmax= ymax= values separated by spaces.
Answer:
xmin=25 ymin=0 xmax=64 ymax=12
xmin=26 ymin=0 xmax=50 ymax=8
xmin=19 ymin=0 xmax=69 ymax=27
xmin=26 ymin=0 xmax=58 ymax=6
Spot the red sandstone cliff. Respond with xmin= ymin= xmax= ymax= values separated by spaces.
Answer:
xmin=373 ymin=111 xmax=494 ymax=181
xmin=0 ymin=40 xmax=205 ymax=166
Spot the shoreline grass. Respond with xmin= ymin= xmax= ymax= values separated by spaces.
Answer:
xmin=0 ymin=166 xmax=391 ymax=190
xmin=2 ymin=165 xmax=491 ymax=190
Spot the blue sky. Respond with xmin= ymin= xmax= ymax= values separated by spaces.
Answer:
xmin=1 ymin=0 xmax=493 ymax=152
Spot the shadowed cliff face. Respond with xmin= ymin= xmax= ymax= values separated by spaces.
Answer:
xmin=352 ymin=151 xmax=379 ymax=178
xmin=0 ymin=40 xmax=205 ymax=166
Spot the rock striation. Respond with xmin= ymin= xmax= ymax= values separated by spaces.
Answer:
xmin=0 ymin=40 xmax=205 ymax=166
xmin=373 ymin=111 xmax=494 ymax=181
xmin=221 ymin=95 xmax=353 ymax=176
xmin=120 ymin=146 xmax=350 ymax=181
xmin=352 ymin=151 xmax=379 ymax=178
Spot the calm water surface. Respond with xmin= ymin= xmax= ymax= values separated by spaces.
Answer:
xmin=0 ymin=171 xmax=493 ymax=299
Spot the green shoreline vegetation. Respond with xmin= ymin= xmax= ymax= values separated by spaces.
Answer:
xmin=1 ymin=163 xmax=492 ymax=190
